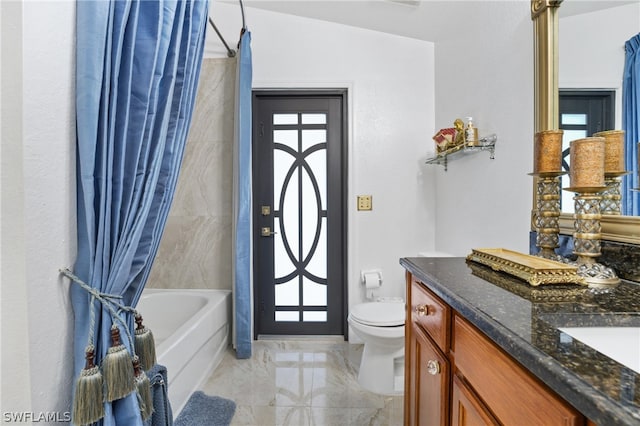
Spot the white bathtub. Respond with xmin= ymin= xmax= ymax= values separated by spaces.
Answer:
xmin=136 ymin=288 xmax=232 ymax=416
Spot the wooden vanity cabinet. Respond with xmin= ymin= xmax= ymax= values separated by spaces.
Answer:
xmin=452 ymin=315 xmax=583 ymax=425
xmin=405 ymin=274 xmax=451 ymax=426
xmin=405 ymin=272 xmax=586 ymax=426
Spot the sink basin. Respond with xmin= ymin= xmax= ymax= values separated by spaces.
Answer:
xmin=559 ymin=327 xmax=640 ymax=374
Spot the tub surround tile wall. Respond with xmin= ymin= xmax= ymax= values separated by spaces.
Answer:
xmin=148 ymin=58 xmax=236 ymax=290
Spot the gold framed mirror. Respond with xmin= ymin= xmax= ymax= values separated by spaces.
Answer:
xmin=531 ymin=0 xmax=640 ymax=244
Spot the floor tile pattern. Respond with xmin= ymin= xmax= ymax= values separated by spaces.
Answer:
xmin=200 ymin=340 xmax=404 ymax=426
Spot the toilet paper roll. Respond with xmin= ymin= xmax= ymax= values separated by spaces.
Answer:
xmin=363 ymin=272 xmax=381 ymax=289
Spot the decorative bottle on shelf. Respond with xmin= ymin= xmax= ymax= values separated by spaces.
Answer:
xmin=465 ymin=117 xmax=479 ymax=147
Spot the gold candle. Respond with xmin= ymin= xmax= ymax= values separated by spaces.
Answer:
xmin=569 ymin=137 xmax=605 ymax=189
xmin=593 ymin=130 xmax=625 ymax=173
xmin=533 ymin=130 xmax=563 ymax=173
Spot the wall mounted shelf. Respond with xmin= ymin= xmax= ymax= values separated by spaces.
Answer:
xmin=425 ymin=134 xmax=497 ymax=171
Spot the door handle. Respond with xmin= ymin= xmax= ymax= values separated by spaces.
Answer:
xmin=261 ymin=227 xmax=278 ymax=237
xmin=415 ymin=304 xmax=430 ymax=316
xmin=426 ymin=360 xmax=440 ymax=375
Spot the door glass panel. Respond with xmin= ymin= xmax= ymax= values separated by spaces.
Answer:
xmin=303 ymin=311 xmax=327 ymax=322
xmin=273 ymin=114 xmax=298 ymax=125
xmin=302 ymin=277 xmax=326 ymax=306
xmin=275 ymin=277 xmax=298 ymax=306
xmin=306 ymin=150 xmax=326 ymax=210
xmin=281 ymin=168 xmax=300 ymax=261
xmin=274 ymin=121 xmax=329 ymax=323
xmin=273 ymin=217 xmax=295 ymax=278
xmin=259 ymin=102 xmax=339 ymax=334
xmin=301 ymin=113 xmax=326 ymax=124
xmin=301 ymin=167 xmax=319 ymax=260
xmin=274 ymin=130 xmax=298 ymax=150
xmin=274 ymin=149 xmax=295 ymax=210
xmin=563 ymin=129 xmax=587 ymax=141
xmin=561 ymin=113 xmax=587 ymax=126
xmin=561 ymin=129 xmax=588 ymax=213
xmin=301 ymin=129 xmax=326 ymax=152
xmin=275 ymin=311 xmax=299 ymax=322
xmin=306 ymin=218 xmax=327 ymax=278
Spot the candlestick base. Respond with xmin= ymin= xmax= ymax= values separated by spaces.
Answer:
xmin=601 ymin=172 xmax=629 ymax=215
xmin=574 ymin=257 xmax=620 ymax=288
xmin=567 ymin=191 xmax=621 ymax=289
xmin=531 ymin=172 xmax=568 ymax=262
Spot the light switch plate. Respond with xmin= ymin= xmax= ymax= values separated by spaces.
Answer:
xmin=357 ymin=195 xmax=372 ymax=211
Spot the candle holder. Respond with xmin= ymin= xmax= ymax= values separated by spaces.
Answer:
xmin=529 ymin=171 xmax=566 ymax=262
xmin=563 ymin=186 xmax=620 ymax=289
xmin=601 ymin=171 xmax=630 ymax=215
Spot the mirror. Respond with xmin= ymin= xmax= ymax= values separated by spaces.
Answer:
xmin=558 ymin=2 xmax=638 ymax=214
xmin=531 ymin=0 xmax=640 ymax=244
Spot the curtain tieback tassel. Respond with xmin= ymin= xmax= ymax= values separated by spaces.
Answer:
xmin=134 ymin=313 xmax=157 ymax=372
xmin=133 ymin=356 xmax=154 ymax=420
xmin=103 ymin=325 xmax=135 ymax=402
xmin=72 ymin=346 xmax=105 ymax=426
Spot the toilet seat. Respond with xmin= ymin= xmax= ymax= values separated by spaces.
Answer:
xmin=350 ymin=302 xmax=405 ymax=327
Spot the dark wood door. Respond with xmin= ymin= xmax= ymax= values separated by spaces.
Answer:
xmin=252 ymin=90 xmax=347 ymax=337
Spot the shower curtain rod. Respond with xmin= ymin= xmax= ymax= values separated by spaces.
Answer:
xmin=208 ymin=0 xmax=247 ymax=58
xmin=208 ymin=17 xmax=236 ymax=57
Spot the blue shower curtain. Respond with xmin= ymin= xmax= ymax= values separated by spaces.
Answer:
xmin=622 ymin=33 xmax=640 ymax=215
xmin=72 ymin=1 xmax=207 ymax=424
xmin=233 ymin=30 xmax=253 ymax=359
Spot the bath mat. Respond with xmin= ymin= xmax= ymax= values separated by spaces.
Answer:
xmin=174 ymin=391 xmax=236 ymax=426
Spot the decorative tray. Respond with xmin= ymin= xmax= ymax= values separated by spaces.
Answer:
xmin=467 ymin=248 xmax=585 ymax=287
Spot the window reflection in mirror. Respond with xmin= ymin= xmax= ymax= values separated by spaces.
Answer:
xmin=559 ymin=90 xmax=615 ymax=213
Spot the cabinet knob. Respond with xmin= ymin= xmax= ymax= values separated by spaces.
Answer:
xmin=415 ymin=304 xmax=430 ymax=316
xmin=426 ymin=360 xmax=440 ymax=376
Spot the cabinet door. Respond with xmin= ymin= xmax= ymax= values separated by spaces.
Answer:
xmin=452 ymin=315 xmax=584 ymax=426
xmin=451 ymin=375 xmax=499 ymax=426
xmin=409 ymin=321 xmax=449 ymax=426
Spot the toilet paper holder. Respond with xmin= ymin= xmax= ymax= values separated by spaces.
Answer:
xmin=361 ymin=270 xmax=383 ymax=287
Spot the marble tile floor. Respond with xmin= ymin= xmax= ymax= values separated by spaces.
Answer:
xmin=199 ymin=339 xmax=404 ymax=426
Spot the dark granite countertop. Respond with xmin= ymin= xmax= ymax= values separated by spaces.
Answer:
xmin=400 ymin=256 xmax=640 ymax=426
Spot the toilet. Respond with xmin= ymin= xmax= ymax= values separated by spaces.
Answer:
xmin=348 ymin=298 xmax=405 ymax=395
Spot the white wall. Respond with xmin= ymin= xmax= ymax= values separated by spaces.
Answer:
xmin=208 ymin=2 xmax=438 ymax=306
xmin=1 ymin=0 xmax=76 ymax=418
xmin=1 ymin=1 xmax=33 ymax=419
xmin=22 ymin=1 xmax=76 ymax=413
xmin=433 ymin=2 xmax=534 ymax=255
xmin=560 ymin=3 xmax=640 ymax=129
